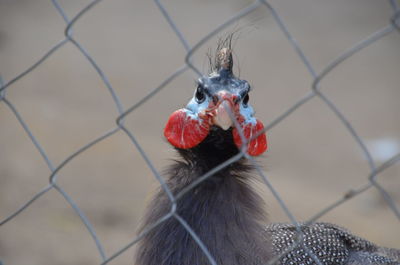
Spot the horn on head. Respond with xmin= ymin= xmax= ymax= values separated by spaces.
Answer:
xmin=216 ymin=48 xmax=233 ymax=73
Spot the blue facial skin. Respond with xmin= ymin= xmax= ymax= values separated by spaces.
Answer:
xmin=185 ymin=69 xmax=257 ymax=126
xmin=197 ymin=69 xmax=251 ymax=102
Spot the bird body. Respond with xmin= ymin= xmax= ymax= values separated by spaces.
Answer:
xmin=135 ymin=42 xmax=400 ymax=265
xmin=136 ymin=129 xmax=271 ymax=265
xmin=267 ymin=223 xmax=400 ymax=265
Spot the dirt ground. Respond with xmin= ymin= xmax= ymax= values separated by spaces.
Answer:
xmin=0 ymin=0 xmax=399 ymax=264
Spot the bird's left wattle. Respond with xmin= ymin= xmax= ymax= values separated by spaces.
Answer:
xmin=233 ymin=119 xmax=267 ymax=156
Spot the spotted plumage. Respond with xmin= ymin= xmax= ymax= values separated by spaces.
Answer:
xmin=266 ymin=223 xmax=400 ymax=265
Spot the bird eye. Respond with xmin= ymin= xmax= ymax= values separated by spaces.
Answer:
xmin=242 ymin=93 xmax=249 ymax=107
xmin=195 ymin=85 xmax=206 ymax=103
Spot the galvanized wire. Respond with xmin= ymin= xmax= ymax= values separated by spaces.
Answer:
xmin=1 ymin=0 xmax=399 ymax=264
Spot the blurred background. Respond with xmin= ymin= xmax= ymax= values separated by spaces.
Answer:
xmin=0 ymin=0 xmax=399 ymax=264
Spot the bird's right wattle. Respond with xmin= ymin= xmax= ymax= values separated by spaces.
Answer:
xmin=164 ymin=109 xmax=210 ymax=149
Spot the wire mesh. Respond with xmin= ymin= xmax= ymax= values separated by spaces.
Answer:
xmin=0 ymin=0 xmax=399 ymax=264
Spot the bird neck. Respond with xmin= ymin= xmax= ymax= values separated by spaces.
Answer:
xmin=176 ymin=127 xmax=243 ymax=170
xmin=135 ymin=129 xmax=271 ymax=265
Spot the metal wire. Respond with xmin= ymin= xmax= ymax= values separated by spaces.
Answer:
xmin=0 ymin=0 xmax=399 ymax=264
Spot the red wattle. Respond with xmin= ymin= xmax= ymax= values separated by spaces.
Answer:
xmin=232 ymin=119 xmax=267 ymax=156
xmin=164 ymin=109 xmax=210 ymax=149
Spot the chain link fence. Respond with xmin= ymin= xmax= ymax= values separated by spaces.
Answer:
xmin=0 ymin=0 xmax=399 ymax=264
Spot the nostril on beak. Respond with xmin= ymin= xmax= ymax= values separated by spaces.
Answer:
xmin=212 ymin=95 xmax=219 ymax=105
xmin=233 ymin=95 xmax=240 ymax=104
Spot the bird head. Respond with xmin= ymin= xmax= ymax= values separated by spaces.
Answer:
xmin=164 ymin=48 xmax=267 ymax=156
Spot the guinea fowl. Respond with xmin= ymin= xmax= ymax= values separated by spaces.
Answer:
xmin=135 ymin=44 xmax=400 ymax=265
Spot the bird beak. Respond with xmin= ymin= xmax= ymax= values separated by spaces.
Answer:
xmin=211 ymin=100 xmax=234 ymax=130
xmin=207 ymin=92 xmax=239 ymax=131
